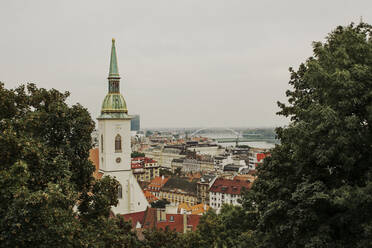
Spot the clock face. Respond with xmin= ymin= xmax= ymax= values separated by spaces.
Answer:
xmin=116 ymin=157 xmax=121 ymax=163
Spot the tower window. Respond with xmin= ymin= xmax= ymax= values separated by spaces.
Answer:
xmin=115 ymin=134 xmax=122 ymax=152
xmin=101 ymin=134 xmax=104 ymax=153
xmin=118 ymin=184 xmax=122 ymax=199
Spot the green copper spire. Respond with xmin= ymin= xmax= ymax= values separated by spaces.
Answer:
xmin=98 ymin=38 xmax=130 ymax=120
xmin=108 ymin=38 xmax=120 ymax=79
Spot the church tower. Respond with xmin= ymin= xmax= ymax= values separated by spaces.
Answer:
xmin=98 ymin=39 xmax=148 ymax=214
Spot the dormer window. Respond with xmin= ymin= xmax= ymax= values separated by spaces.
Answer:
xmin=115 ymin=134 xmax=122 ymax=152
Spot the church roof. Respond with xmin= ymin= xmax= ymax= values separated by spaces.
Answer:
xmin=99 ymin=38 xmax=130 ymax=119
xmin=108 ymin=38 xmax=120 ymax=79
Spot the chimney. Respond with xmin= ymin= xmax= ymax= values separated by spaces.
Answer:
xmin=157 ymin=208 xmax=166 ymax=222
xmin=161 ymin=209 xmax=166 ymax=221
xmin=156 ymin=208 xmax=160 ymax=222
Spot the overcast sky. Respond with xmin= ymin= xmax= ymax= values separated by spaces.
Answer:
xmin=1 ymin=1 xmax=371 ymax=128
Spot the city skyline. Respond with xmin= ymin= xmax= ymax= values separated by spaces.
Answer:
xmin=1 ymin=1 xmax=371 ymax=128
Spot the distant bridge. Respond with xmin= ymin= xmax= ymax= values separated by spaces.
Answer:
xmin=215 ymin=137 xmax=278 ymax=143
xmin=190 ymin=127 xmax=242 ymax=138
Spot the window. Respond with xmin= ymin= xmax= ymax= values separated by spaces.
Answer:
xmin=101 ymin=135 xmax=104 ymax=152
xmin=170 ymin=216 xmax=174 ymax=222
xmin=118 ymin=184 xmax=123 ymax=199
xmin=115 ymin=134 xmax=122 ymax=152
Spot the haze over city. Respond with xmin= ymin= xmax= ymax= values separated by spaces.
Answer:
xmin=1 ymin=0 xmax=371 ymax=128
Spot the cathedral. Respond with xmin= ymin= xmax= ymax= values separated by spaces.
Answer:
xmin=96 ymin=39 xmax=149 ymax=214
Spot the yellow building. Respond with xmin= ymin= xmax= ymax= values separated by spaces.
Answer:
xmin=158 ymin=177 xmax=198 ymax=205
xmin=131 ymin=157 xmax=160 ymax=182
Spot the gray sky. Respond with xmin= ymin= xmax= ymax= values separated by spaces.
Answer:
xmin=1 ymin=1 xmax=371 ymax=128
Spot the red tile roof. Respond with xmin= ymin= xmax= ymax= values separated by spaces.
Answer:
xmin=209 ymin=177 xmax=252 ymax=195
xmin=142 ymin=208 xmax=157 ymax=229
xmin=89 ymin=148 xmax=103 ymax=179
xmin=157 ymin=214 xmax=184 ymax=232
xmin=131 ymin=163 xmax=143 ymax=169
xmin=122 ymin=210 xmax=146 ymax=229
xmin=257 ymin=153 xmax=269 ymax=162
xmin=144 ymin=190 xmax=158 ymax=203
xmin=248 ymin=170 xmax=257 ymax=176
xmin=147 ymin=177 xmax=169 ymax=192
xmin=140 ymin=208 xmax=201 ymax=233
xmin=132 ymin=157 xmax=157 ymax=164
xmin=187 ymin=215 xmax=201 ymax=231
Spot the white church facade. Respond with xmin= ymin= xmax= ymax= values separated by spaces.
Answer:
xmin=96 ymin=39 xmax=149 ymax=214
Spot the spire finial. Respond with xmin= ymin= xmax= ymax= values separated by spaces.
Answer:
xmin=108 ymin=38 xmax=120 ymax=79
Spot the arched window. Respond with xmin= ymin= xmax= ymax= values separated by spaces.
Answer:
xmin=118 ymin=184 xmax=122 ymax=199
xmin=115 ymin=134 xmax=122 ymax=152
xmin=101 ymin=135 xmax=104 ymax=153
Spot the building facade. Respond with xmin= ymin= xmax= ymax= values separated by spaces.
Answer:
xmin=145 ymin=149 xmax=185 ymax=169
xmin=158 ymin=177 xmax=198 ymax=205
xmin=130 ymin=115 xmax=140 ymax=131
xmin=248 ymin=148 xmax=270 ymax=169
xmin=196 ymin=174 xmax=216 ymax=204
xmin=131 ymin=157 xmax=160 ymax=182
xmin=209 ymin=178 xmax=251 ymax=212
xmin=182 ymin=159 xmax=201 ymax=173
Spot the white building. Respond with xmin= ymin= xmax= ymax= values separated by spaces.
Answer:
xmin=97 ymin=39 xmax=149 ymax=214
xmin=145 ymin=148 xmax=185 ymax=169
xmin=248 ymin=148 xmax=269 ymax=169
xmin=214 ymin=155 xmax=234 ymax=171
xmin=182 ymin=159 xmax=201 ymax=173
xmin=209 ymin=177 xmax=251 ymax=213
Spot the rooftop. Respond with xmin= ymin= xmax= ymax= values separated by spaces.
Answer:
xmin=209 ymin=177 xmax=252 ymax=195
xmin=162 ymin=177 xmax=197 ymax=195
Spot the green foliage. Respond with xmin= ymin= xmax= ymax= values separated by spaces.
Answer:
xmin=143 ymin=227 xmax=182 ymax=248
xmin=174 ymin=167 xmax=182 ymax=176
xmin=150 ymin=199 xmax=170 ymax=208
xmin=131 ymin=151 xmax=145 ymax=158
xmin=243 ymin=23 xmax=372 ymax=247
xmin=145 ymin=130 xmax=153 ymax=137
xmin=195 ymin=207 xmax=256 ymax=248
xmin=0 ymin=83 xmax=136 ymax=247
xmin=160 ymin=168 xmax=173 ymax=177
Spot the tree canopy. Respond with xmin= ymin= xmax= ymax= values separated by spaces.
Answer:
xmin=242 ymin=22 xmax=372 ymax=247
xmin=0 ymin=83 xmax=137 ymax=247
xmin=131 ymin=151 xmax=145 ymax=158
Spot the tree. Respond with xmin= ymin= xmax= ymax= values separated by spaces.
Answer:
xmin=159 ymin=168 xmax=173 ymax=177
xmin=150 ymin=199 xmax=170 ymax=208
xmin=131 ymin=151 xmax=145 ymax=158
xmin=145 ymin=130 xmax=153 ymax=137
xmin=0 ymin=83 xmax=137 ymax=247
xmin=174 ymin=167 xmax=182 ymax=177
xmin=243 ymin=23 xmax=372 ymax=247
xmin=194 ymin=206 xmax=256 ymax=248
xmin=143 ymin=227 xmax=182 ymax=248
